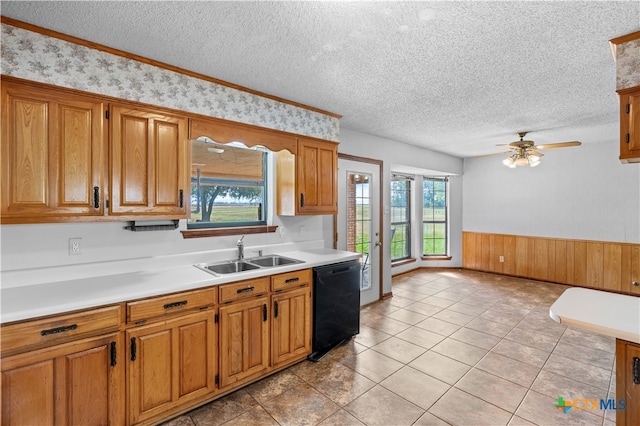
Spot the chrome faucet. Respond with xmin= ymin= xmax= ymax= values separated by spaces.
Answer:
xmin=236 ymin=236 xmax=245 ymax=261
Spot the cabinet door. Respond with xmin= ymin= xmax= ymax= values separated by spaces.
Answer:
xmin=1 ymin=80 xmax=106 ymax=222
xmin=127 ymin=310 xmax=215 ymax=425
xmin=219 ymin=297 xmax=269 ymax=388
xmin=110 ymin=105 xmax=188 ymax=217
xmin=271 ymin=286 xmax=312 ymax=368
xmin=296 ymin=137 xmax=337 ymax=214
xmin=1 ymin=332 xmax=124 ymax=425
xmin=620 ymin=87 xmax=640 ymax=163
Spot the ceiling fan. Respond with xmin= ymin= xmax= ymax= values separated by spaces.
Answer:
xmin=488 ymin=132 xmax=582 ymax=168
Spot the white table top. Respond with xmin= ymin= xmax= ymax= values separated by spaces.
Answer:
xmin=549 ymin=287 xmax=640 ymax=344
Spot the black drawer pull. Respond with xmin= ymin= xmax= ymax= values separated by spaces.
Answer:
xmin=110 ymin=341 xmax=117 ymax=367
xmin=300 ymin=193 xmax=304 ymax=207
xmin=285 ymin=277 xmax=299 ymax=284
xmin=263 ymin=304 xmax=267 ymax=322
xmin=41 ymin=324 xmax=77 ymax=336
xmin=164 ymin=300 xmax=187 ymax=310
xmin=634 ymin=357 xmax=640 ymax=385
xmin=93 ymin=186 xmax=100 ymax=209
xmin=237 ymin=286 xmax=255 ymax=294
xmin=179 ymin=189 xmax=184 ymax=208
xmin=131 ymin=337 xmax=137 ymax=361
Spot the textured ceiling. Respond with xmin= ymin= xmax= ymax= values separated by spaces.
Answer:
xmin=2 ymin=1 xmax=639 ymax=158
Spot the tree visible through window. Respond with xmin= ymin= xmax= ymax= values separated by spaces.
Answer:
xmin=188 ymin=138 xmax=267 ymax=228
xmin=423 ymin=177 xmax=447 ymax=256
xmin=390 ymin=175 xmax=411 ymax=261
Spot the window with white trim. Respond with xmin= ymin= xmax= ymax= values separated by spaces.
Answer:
xmin=422 ymin=177 xmax=448 ymax=256
xmin=390 ymin=175 xmax=411 ymax=261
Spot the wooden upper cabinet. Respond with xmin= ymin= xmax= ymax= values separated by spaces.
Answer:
xmin=109 ymin=105 xmax=189 ymax=217
xmin=277 ymin=137 xmax=338 ymax=215
xmin=619 ymin=86 xmax=640 ymax=163
xmin=297 ymin=137 xmax=338 ymax=214
xmin=1 ymin=80 xmax=106 ymax=223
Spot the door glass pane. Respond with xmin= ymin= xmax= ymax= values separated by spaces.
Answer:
xmin=346 ymin=172 xmax=371 ymax=291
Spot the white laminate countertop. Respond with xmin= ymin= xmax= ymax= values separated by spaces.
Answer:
xmin=0 ymin=248 xmax=361 ymax=324
xmin=549 ymin=287 xmax=640 ymax=344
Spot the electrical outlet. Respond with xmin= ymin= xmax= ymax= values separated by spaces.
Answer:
xmin=69 ymin=238 xmax=82 ymax=255
xmin=499 ymin=255 xmax=504 ymax=263
xmin=299 ymin=225 xmax=305 ymax=236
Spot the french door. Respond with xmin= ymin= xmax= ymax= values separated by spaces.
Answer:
xmin=336 ymin=157 xmax=381 ymax=306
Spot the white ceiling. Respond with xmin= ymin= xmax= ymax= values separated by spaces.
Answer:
xmin=2 ymin=1 xmax=639 ymax=158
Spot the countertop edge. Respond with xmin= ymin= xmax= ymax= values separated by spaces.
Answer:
xmin=549 ymin=287 xmax=640 ymax=345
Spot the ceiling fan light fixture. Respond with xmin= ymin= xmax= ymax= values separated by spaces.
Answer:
xmin=502 ymin=157 xmax=516 ymax=167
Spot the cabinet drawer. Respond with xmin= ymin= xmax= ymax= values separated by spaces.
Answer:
xmin=271 ymin=269 xmax=312 ymax=292
xmin=1 ymin=304 xmax=122 ymax=355
xmin=219 ymin=277 xmax=269 ymax=304
xmin=127 ymin=288 xmax=216 ymax=323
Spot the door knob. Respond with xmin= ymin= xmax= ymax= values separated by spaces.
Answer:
xmin=375 ymin=241 xmax=382 ymax=247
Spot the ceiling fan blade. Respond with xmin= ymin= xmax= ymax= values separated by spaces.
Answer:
xmin=528 ymin=150 xmax=544 ymax=157
xmin=473 ymin=151 xmax=512 ymax=158
xmin=535 ymin=141 xmax=582 ymax=150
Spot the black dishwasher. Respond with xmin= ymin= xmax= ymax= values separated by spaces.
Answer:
xmin=308 ymin=260 xmax=361 ymax=361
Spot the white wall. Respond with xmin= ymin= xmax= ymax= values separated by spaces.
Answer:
xmin=335 ymin=128 xmax=464 ymax=296
xmin=463 ymin=140 xmax=640 ymax=243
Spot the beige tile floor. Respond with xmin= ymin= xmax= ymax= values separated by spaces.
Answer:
xmin=163 ymin=269 xmax=617 ymax=426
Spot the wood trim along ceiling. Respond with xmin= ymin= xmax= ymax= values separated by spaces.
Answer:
xmin=0 ymin=16 xmax=341 ymax=119
xmin=462 ymin=231 xmax=640 ymax=296
xmin=610 ymin=31 xmax=640 ymax=45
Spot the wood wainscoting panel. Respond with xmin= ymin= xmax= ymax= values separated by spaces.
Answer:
xmin=586 ymin=242 xmax=604 ymax=289
xmin=515 ymin=236 xmax=529 ymax=277
xmin=603 ymin=243 xmax=623 ymax=292
xmin=555 ymin=240 xmax=568 ymax=284
xmin=503 ymin=235 xmax=517 ymax=275
xmin=462 ymin=232 xmax=640 ymax=294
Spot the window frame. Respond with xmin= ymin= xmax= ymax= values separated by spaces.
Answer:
xmin=187 ymin=150 xmax=269 ymax=230
xmin=390 ymin=175 xmax=412 ymax=262
xmin=422 ymin=176 xmax=448 ymax=257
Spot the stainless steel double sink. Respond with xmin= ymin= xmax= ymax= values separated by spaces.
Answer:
xmin=194 ymin=254 xmax=304 ymax=276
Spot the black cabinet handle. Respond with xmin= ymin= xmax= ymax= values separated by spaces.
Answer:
xmin=164 ymin=300 xmax=187 ymax=310
xmin=634 ymin=357 xmax=640 ymax=385
xmin=263 ymin=304 xmax=267 ymax=322
xmin=93 ymin=186 xmax=100 ymax=209
xmin=300 ymin=193 xmax=304 ymax=207
xmin=179 ymin=189 xmax=184 ymax=208
xmin=274 ymin=301 xmax=279 ymax=318
xmin=284 ymin=277 xmax=299 ymax=284
xmin=130 ymin=337 xmax=137 ymax=361
xmin=110 ymin=341 xmax=117 ymax=367
xmin=237 ymin=286 xmax=255 ymax=294
xmin=41 ymin=324 xmax=77 ymax=336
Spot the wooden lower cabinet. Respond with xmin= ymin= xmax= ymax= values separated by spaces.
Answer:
xmin=617 ymin=339 xmax=640 ymax=426
xmin=126 ymin=310 xmax=216 ymax=425
xmin=271 ymin=286 xmax=312 ymax=368
xmin=1 ymin=332 xmax=124 ymax=425
xmin=218 ymin=296 xmax=270 ymax=388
